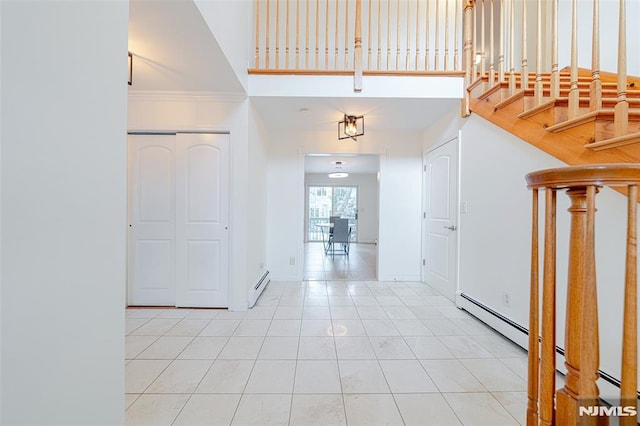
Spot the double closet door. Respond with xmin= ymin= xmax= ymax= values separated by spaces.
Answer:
xmin=128 ymin=133 xmax=229 ymax=308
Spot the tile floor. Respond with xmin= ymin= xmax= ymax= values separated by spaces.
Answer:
xmin=125 ymin=280 xmax=530 ymax=425
xmin=304 ymin=242 xmax=377 ymax=281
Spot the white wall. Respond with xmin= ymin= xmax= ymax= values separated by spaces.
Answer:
xmin=267 ymin=130 xmax=422 ymax=281
xmin=305 ymin=173 xmax=379 ymax=244
xmin=1 ymin=1 xmax=128 ymax=423
xmin=195 ymin=0 xmax=251 ymax=92
xmin=248 ymin=100 xmax=270 ymax=288
xmin=424 ymin=108 xmax=640 ymax=394
xmin=557 ymin=0 xmax=640 ymax=75
xmin=127 ymin=93 xmax=263 ymax=311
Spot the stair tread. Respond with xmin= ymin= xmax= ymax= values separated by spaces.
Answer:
xmin=585 ymin=132 xmax=640 ymax=151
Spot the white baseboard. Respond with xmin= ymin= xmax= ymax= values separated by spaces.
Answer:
xmin=248 ymin=270 xmax=270 ymax=308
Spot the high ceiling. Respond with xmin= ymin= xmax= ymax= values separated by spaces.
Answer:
xmin=128 ymin=0 xmax=244 ymax=93
xmin=128 ymin=0 xmax=460 ymax=174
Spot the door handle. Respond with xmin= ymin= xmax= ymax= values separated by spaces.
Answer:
xmin=444 ymin=225 xmax=457 ymax=231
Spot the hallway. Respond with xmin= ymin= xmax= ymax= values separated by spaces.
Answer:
xmin=125 ymin=280 xmax=529 ymax=425
xmin=303 ymin=242 xmax=377 ymax=281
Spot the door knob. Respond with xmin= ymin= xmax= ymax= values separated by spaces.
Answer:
xmin=444 ymin=225 xmax=457 ymax=231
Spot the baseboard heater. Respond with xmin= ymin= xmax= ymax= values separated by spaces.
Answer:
xmin=248 ymin=270 xmax=270 ymax=308
xmin=460 ymin=292 xmax=639 ymax=399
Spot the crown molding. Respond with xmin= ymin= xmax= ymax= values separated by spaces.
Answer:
xmin=127 ymin=90 xmax=247 ymax=103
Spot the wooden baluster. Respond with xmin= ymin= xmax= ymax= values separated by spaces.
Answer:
xmin=406 ymin=0 xmax=411 ymax=70
xmin=509 ymin=0 xmax=515 ymax=93
xmin=275 ymin=0 xmax=280 ymax=69
xmin=377 ymin=0 xmax=382 ymax=70
xmin=568 ymin=0 xmax=579 ymax=119
xmin=255 ymin=0 xmax=260 ymax=68
xmin=434 ymin=0 xmax=440 ymax=70
xmin=396 ymin=0 xmax=400 ymax=70
xmin=444 ymin=0 xmax=450 ymax=71
xmin=550 ymin=0 xmax=559 ymax=98
xmin=497 ymin=0 xmax=504 ymax=82
xmin=539 ymin=187 xmax=557 ymax=426
xmin=521 ymin=0 xmax=528 ymax=89
xmin=325 ymin=0 xmax=328 ymax=69
xmin=266 ymin=0 xmax=271 ymax=69
xmin=386 ymin=0 xmax=391 ymax=69
xmin=288 ymin=0 xmax=292 ymax=68
xmin=620 ymin=184 xmax=638 ymax=426
xmin=527 ymin=188 xmax=541 ymax=426
xmin=590 ymin=0 xmax=602 ymax=111
xmin=335 ymin=0 xmax=339 ymax=68
xmin=580 ymin=185 xmax=601 ymax=421
xmin=355 ymin=0 xmax=363 ymax=91
xmin=345 ymin=0 xmax=349 ymax=68
xmin=454 ymin=0 xmax=460 ymax=71
xmin=615 ymin=0 xmax=628 ymax=137
xmin=556 ymin=186 xmax=600 ymax=426
xmin=425 ymin=0 xmax=430 ymax=71
xmin=305 ymin=0 xmax=309 ymax=68
xmin=479 ymin=0 xmax=484 ymax=77
xmin=534 ymin=0 xmax=542 ymax=105
xmin=415 ymin=0 xmax=420 ymax=70
xmin=462 ymin=0 xmax=474 ymax=117
xmin=315 ymin=0 xmax=319 ymax=68
xmin=489 ymin=0 xmax=494 ymax=84
xmin=295 ymin=0 xmax=300 ymax=69
xmin=463 ymin=3 xmax=478 ymax=76
xmin=368 ymin=0 xmax=372 ymax=69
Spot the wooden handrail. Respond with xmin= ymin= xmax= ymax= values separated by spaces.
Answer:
xmin=527 ymin=164 xmax=640 ymax=426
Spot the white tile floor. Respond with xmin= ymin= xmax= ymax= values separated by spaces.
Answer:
xmin=125 ymin=281 xmax=529 ymax=425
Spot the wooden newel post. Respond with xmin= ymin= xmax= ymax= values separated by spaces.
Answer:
xmin=526 ymin=164 xmax=640 ymax=426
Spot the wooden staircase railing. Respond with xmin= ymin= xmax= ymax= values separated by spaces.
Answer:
xmin=251 ymin=0 xmax=465 ymax=91
xmin=464 ymin=0 xmax=640 ymax=156
xmin=526 ymin=164 xmax=640 ymax=426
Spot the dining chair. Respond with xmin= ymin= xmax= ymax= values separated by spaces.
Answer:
xmin=328 ymin=218 xmax=351 ymax=258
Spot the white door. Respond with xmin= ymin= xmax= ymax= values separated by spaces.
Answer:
xmin=175 ymin=133 xmax=229 ymax=308
xmin=128 ymin=135 xmax=176 ymax=306
xmin=128 ymin=133 xmax=230 ymax=308
xmin=423 ymin=138 xmax=459 ymax=301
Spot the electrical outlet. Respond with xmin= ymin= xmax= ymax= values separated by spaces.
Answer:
xmin=289 ymin=257 xmax=295 ymax=266
xmin=502 ymin=292 xmax=512 ymax=307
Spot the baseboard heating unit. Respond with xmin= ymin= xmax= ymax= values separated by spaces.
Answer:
xmin=249 ymin=270 xmax=270 ymax=308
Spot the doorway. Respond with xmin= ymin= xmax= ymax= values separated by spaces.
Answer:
xmin=422 ymin=138 xmax=459 ymax=301
xmin=307 ymin=185 xmax=359 ymax=242
xmin=127 ymin=133 xmax=230 ymax=308
xmin=303 ymin=154 xmax=379 ymax=281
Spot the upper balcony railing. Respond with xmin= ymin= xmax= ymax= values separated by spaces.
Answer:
xmin=251 ymin=0 xmax=466 ymax=90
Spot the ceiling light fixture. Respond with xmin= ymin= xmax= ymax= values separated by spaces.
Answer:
xmin=338 ymin=114 xmax=364 ymax=141
xmin=328 ymin=161 xmax=349 ymax=178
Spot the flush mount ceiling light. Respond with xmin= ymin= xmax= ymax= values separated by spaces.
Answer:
xmin=338 ymin=114 xmax=364 ymax=141
xmin=328 ymin=161 xmax=349 ymax=178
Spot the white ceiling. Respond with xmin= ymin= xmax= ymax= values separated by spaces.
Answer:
xmin=251 ymin=96 xmax=460 ymax=133
xmin=305 ymin=154 xmax=380 ymax=174
xmin=128 ymin=0 xmax=244 ymax=93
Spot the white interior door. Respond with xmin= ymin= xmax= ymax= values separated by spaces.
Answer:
xmin=128 ymin=133 xmax=230 ymax=308
xmin=423 ymin=139 xmax=459 ymax=301
xmin=175 ymin=133 xmax=229 ymax=308
xmin=128 ymin=135 xmax=176 ymax=306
